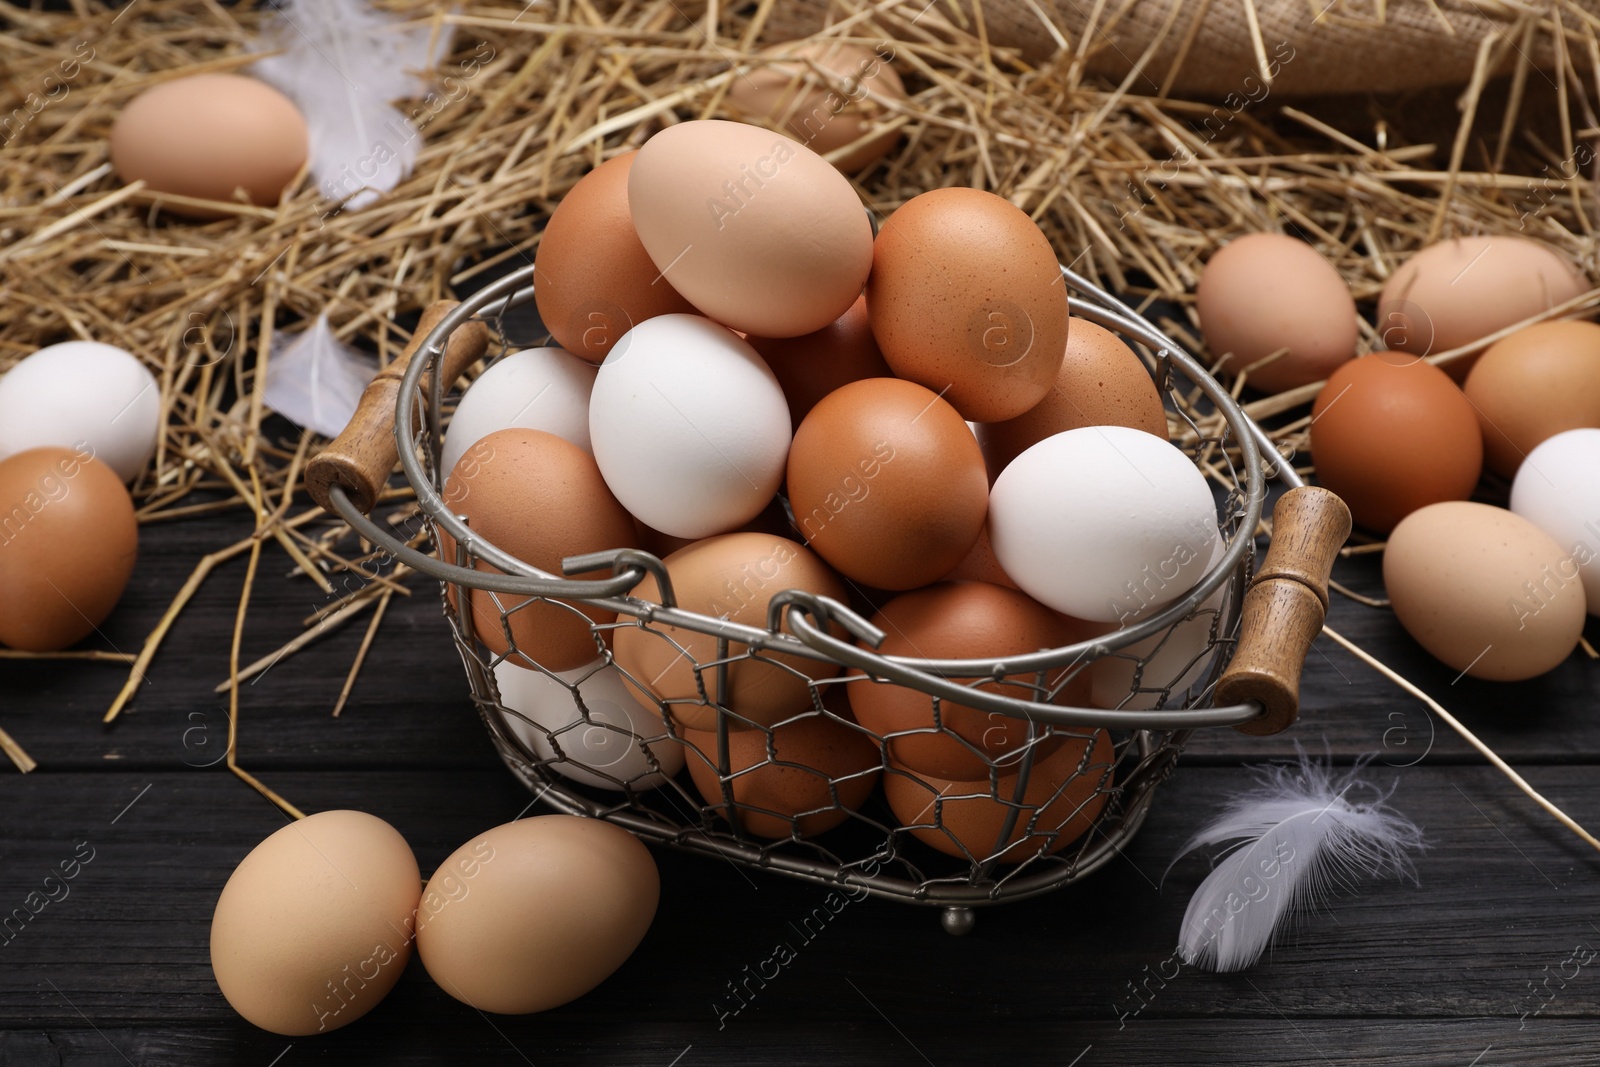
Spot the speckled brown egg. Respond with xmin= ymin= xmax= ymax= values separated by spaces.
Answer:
xmin=787 ymin=378 xmax=988 ymax=590
xmin=1309 ymin=352 xmax=1483 ymax=534
xmin=1196 ymin=232 xmax=1358 ymax=394
xmin=977 ymin=316 xmax=1168 ymax=479
xmin=682 ymin=690 xmax=880 ymax=838
xmin=1384 ymin=501 xmax=1585 ymax=681
xmin=867 ymin=188 xmax=1068 ymax=421
xmin=110 ymin=74 xmax=307 ymax=219
xmin=0 ymin=447 xmax=136 ymax=651
xmin=884 ymin=729 xmax=1114 ymax=863
xmin=437 ymin=428 xmax=637 ymax=671
xmin=725 ymin=41 xmax=907 ymax=172
xmin=1378 ymin=235 xmax=1589 ymax=379
xmin=747 ymin=295 xmax=892 ymax=428
xmin=612 ymin=533 xmax=847 ymax=730
xmin=847 ymin=581 xmax=1095 ymax=780
xmin=1462 ymin=320 xmax=1600 ymax=479
xmin=535 ymin=151 xmax=697 ymax=363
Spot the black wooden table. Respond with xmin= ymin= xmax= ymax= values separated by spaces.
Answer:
xmin=3 ymin=454 xmax=1598 ymax=1066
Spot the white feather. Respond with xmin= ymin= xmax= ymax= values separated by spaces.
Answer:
xmin=1168 ymin=749 xmax=1424 ymax=973
xmin=251 ymin=0 xmax=452 ymax=209
xmin=263 ymin=315 xmax=373 ymax=438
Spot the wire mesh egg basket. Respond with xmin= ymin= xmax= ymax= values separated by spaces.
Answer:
xmin=309 ymin=259 xmax=1349 ymax=933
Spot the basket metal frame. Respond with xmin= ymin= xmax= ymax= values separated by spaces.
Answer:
xmin=325 ymin=261 xmax=1303 ymax=911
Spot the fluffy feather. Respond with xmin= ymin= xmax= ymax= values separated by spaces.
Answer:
xmin=263 ymin=315 xmax=373 ymax=438
xmin=1168 ymin=749 xmax=1425 ymax=973
xmin=251 ymin=0 xmax=452 ymax=209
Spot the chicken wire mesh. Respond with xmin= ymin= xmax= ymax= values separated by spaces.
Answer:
xmin=327 ymin=260 xmax=1274 ymax=925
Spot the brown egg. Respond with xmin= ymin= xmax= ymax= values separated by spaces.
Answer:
xmin=1384 ymin=501 xmax=1585 ymax=681
xmin=847 ymin=581 xmax=1094 ymax=780
xmin=787 ymin=378 xmax=988 ymax=590
xmin=747 ymin=295 xmax=892 ymax=428
xmin=725 ymin=41 xmax=906 ymax=172
xmin=612 ymin=533 xmax=847 ymax=730
xmin=884 ymin=730 xmax=1114 ymax=863
xmin=628 ymin=120 xmax=873 ymax=337
xmin=1462 ymin=321 xmax=1600 ymax=479
xmin=110 ymin=74 xmax=307 ymax=219
xmin=0 ymin=447 xmax=136 ymax=651
xmin=1309 ymin=353 xmax=1483 ymax=534
xmin=977 ymin=316 xmax=1168 ymax=479
xmin=682 ymin=691 xmax=881 ymax=838
xmin=940 ymin=520 xmax=1020 ymax=589
xmin=1196 ymin=232 xmax=1358 ymax=394
xmin=534 ymin=152 xmax=696 ymax=363
xmin=436 ymin=428 xmax=637 ymax=671
xmin=1378 ymin=235 xmax=1589 ymax=379
xmin=416 ymin=816 xmax=658 ymax=1015
xmin=210 ymin=811 xmax=420 ymax=1036
xmin=868 ymin=188 xmax=1069 ymax=421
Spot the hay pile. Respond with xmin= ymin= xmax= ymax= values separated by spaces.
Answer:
xmin=1 ymin=0 xmax=1596 ymax=784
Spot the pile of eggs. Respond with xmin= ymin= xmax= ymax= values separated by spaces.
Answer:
xmin=438 ymin=117 xmax=1230 ymax=863
xmin=0 ymin=341 xmax=160 ymax=651
xmin=1197 ymin=231 xmax=1598 ymax=681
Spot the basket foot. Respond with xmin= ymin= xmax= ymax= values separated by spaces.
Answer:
xmin=941 ymin=906 xmax=976 ymax=936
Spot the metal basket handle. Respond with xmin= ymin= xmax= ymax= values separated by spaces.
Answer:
xmin=306 ymin=299 xmax=491 ymax=516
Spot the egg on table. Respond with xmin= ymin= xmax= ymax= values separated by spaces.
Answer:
xmin=1511 ymin=428 xmax=1600 ymax=614
xmin=210 ymin=810 xmax=420 ymax=1036
xmin=1309 ymin=352 xmax=1483 ymax=533
xmin=1462 ymin=320 xmax=1600 ymax=479
xmin=416 ymin=816 xmax=658 ymax=1015
xmin=1384 ymin=501 xmax=1585 ymax=681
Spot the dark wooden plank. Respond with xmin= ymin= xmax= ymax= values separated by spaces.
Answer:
xmin=0 ymin=766 xmax=1594 ymax=1041
xmin=4 ymin=1019 xmax=1596 ymax=1067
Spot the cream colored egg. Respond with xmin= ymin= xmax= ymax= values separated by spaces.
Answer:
xmin=416 ymin=816 xmax=658 ymax=1015
xmin=210 ymin=811 xmax=420 ymax=1036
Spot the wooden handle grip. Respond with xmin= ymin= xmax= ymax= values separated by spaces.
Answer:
xmin=1216 ymin=485 xmax=1352 ymax=736
xmin=305 ymin=301 xmax=490 ymax=515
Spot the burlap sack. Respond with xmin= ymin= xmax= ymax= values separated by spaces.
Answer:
xmin=767 ymin=0 xmax=1564 ymax=98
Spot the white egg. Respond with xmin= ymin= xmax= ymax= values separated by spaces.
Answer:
xmin=0 ymin=341 xmax=160 ymax=482
xmin=989 ymin=426 xmax=1218 ymax=622
xmin=588 ymin=314 xmax=790 ymax=538
xmin=440 ymin=347 xmax=597 ymax=477
xmin=492 ymin=657 xmax=685 ymax=790
xmin=1092 ymin=539 xmax=1235 ymax=709
xmin=1510 ymin=427 xmax=1600 ymax=615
